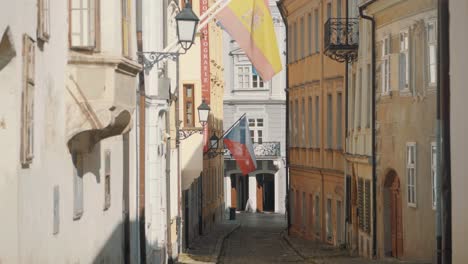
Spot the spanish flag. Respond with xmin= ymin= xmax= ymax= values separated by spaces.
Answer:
xmin=217 ymin=0 xmax=282 ymax=81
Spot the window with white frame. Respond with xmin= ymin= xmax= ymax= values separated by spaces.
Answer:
xmin=249 ymin=118 xmax=264 ymax=144
xmin=381 ymin=36 xmax=391 ymax=95
xmin=308 ymin=97 xmax=313 ymax=147
xmin=427 ymin=20 xmax=437 ymax=86
xmin=104 ymin=150 xmax=111 ymax=210
xmin=235 ymin=65 xmax=264 ymax=89
xmin=70 ymin=0 xmax=97 ymax=49
xmin=431 ymin=142 xmax=437 ymax=209
xmin=300 ymin=17 xmax=305 ymax=59
xmin=37 ymin=0 xmax=50 ymax=41
xmin=21 ymin=35 xmax=35 ymax=166
xmin=122 ymin=0 xmax=131 ymax=57
xmin=314 ymin=9 xmax=319 ymax=53
xmin=302 ymin=98 xmax=305 ymax=144
xmin=308 ymin=13 xmax=312 ymax=55
xmin=406 ymin=142 xmax=417 ymax=207
xmin=399 ymin=30 xmax=409 ymax=91
xmin=73 ymin=153 xmax=84 ymax=219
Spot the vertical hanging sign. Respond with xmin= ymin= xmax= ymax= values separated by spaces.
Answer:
xmin=200 ymin=0 xmax=211 ymax=151
xmin=200 ymin=0 xmax=211 ymax=104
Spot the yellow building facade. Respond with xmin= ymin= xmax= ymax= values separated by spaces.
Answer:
xmin=280 ymin=0 xmax=346 ymax=246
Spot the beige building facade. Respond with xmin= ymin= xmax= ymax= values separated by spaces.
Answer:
xmin=280 ymin=0 xmax=346 ymax=246
xmin=364 ymin=0 xmax=437 ymax=261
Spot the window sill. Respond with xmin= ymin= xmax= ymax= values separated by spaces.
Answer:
xmin=407 ymin=203 xmax=417 ymax=209
xmin=73 ymin=211 xmax=83 ymax=221
xmin=232 ymin=88 xmax=269 ymax=92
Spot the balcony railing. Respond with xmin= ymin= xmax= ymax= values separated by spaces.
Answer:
xmin=224 ymin=142 xmax=281 ymax=159
xmin=324 ymin=18 xmax=359 ymax=63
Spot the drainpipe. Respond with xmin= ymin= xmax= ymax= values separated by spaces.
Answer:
xmin=277 ymin=0 xmax=290 ymax=234
xmin=344 ymin=0 xmax=349 ymax=248
xmin=437 ymin=0 xmax=451 ymax=263
xmin=359 ymin=1 xmax=376 ymax=258
xmin=136 ymin=0 xmax=146 ymax=261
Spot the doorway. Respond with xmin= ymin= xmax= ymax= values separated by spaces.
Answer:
xmin=256 ymin=174 xmax=275 ymax=212
xmin=383 ymin=170 xmax=403 ymax=258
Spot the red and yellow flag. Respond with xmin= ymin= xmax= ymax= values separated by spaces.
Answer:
xmin=217 ymin=0 xmax=282 ymax=81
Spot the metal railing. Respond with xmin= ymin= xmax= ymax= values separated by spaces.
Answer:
xmin=324 ymin=18 xmax=359 ymax=62
xmin=224 ymin=141 xmax=281 ymax=158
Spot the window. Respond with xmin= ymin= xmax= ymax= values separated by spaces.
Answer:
xmin=37 ymin=0 xmax=50 ymax=41
xmin=252 ymin=67 xmax=264 ymax=88
xmin=337 ymin=93 xmax=342 ymax=149
xmin=235 ymin=65 xmax=264 ymax=89
xmin=294 ymin=22 xmax=298 ymax=61
xmin=315 ymin=96 xmax=320 ymax=147
xmin=236 ymin=65 xmax=250 ymax=89
xmin=249 ymin=118 xmax=264 ymax=144
xmin=70 ymin=0 xmax=98 ymax=49
xmin=350 ymin=73 xmax=355 ymax=129
xmin=53 ymin=185 xmax=60 ymax=235
xmin=301 ymin=98 xmax=305 ymax=144
xmin=300 ymin=17 xmax=305 ymax=59
xmin=381 ymin=36 xmax=391 ymax=95
xmin=326 ymin=2 xmax=332 ymax=20
xmin=315 ymin=195 xmax=320 ymax=236
xmin=431 ymin=142 xmax=437 ymax=209
xmin=308 ymin=97 xmax=313 ymax=147
xmin=308 ymin=13 xmax=312 ymax=55
xmin=21 ymin=35 xmax=35 ymax=166
xmin=407 ymin=142 xmax=417 ymax=207
xmin=366 ymin=64 xmax=371 ymax=128
xmin=104 ymin=150 xmax=111 ymax=210
xmin=295 ymin=100 xmax=299 ymax=146
xmin=73 ymin=153 xmax=84 ymax=219
xmin=288 ymin=25 xmax=292 ymax=63
xmin=427 ymin=21 xmax=437 ymax=86
xmin=399 ymin=30 xmax=409 ymax=91
xmin=357 ymin=68 xmax=362 ymax=128
xmin=289 ymin=102 xmax=293 ymax=145
xmin=314 ymin=9 xmax=319 ymax=53
xmin=327 ymin=94 xmax=333 ymax=149
xmin=184 ymin=84 xmax=195 ymax=127
xmin=337 ymin=0 xmax=342 ymax=18
xmin=302 ymin=192 xmax=306 ymax=229
xmin=326 ymin=198 xmax=332 ymax=241
xmin=122 ymin=0 xmax=131 ymax=56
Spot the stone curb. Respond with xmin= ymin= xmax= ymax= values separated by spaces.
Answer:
xmin=213 ymin=222 xmax=241 ymax=263
xmin=280 ymin=229 xmax=308 ymax=261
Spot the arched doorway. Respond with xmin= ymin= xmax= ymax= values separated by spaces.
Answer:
xmin=383 ymin=170 xmax=403 ymax=258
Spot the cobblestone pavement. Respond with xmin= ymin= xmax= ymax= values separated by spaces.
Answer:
xmin=177 ymin=220 xmax=240 ymax=264
xmin=218 ymin=212 xmax=307 ymax=264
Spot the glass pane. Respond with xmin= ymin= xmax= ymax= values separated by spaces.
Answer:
xmin=257 ymin=119 xmax=263 ymax=127
xmin=186 ymin=87 xmax=193 ymax=98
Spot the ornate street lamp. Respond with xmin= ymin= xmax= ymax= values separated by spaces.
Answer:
xmin=210 ymin=133 xmax=219 ymax=150
xmin=197 ymin=100 xmax=210 ymax=127
xmin=175 ymin=2 xmax=199 ymax=51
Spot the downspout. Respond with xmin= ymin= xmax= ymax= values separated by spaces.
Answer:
xmin=359 ymin=1 xmax=376 ymax=258
xmin=277 ymin=0 xmax=290 ymax=234
xmin=136 ymin=0 xmax=146 ymax=261
xmin=344 ymin=0 xmax=349 ymax=248
xmin=437 ymin=0 xmax=451 ymax=263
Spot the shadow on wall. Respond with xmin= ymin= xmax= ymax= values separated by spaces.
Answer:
xmin=91 ymin=220 xmax=168 ymax=264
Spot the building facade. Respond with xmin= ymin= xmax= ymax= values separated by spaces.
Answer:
xmin=345 ymin=0 xmax=373 ymax=258
xmin=178 ymin=0 xmax=225 ymax=248
xmin=223 ymin=0 xmax=287 ymax=215
xmin=363 ymin=0 xmax=437 ymax=261
xmin=0 ymin=0 xmax=141 ymax=263
xmin=279 ymin=0 xmax=346 ymax=246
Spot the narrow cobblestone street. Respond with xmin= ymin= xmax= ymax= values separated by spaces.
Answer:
xmin=219 ymin=213 xmax=306 ymax=264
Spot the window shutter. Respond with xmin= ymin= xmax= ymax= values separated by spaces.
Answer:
xmin=399 ymin=52 xmax=406 ymax=90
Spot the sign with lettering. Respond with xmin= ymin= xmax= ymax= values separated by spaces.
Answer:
xmin=200 ymin=0 xmax=210 ymax=104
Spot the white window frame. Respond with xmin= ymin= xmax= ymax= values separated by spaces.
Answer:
xmin=248 ymin=117 xmax=264 ymax=144
xmin=431 ymin=142 xmax=437 ymax=210
xmin=381 ymin=35 xmax=391 ymax=95
xmin=406 ymin=142 xmax=417 ymax=207
xmin=399 ymin=29 xmax=410 ymax=92
xmin=70 ymin=0 xmax=98 ymax=49
xmin=235 ymin=64 xmax=264 ymax=90
xmin=38 ymin=0 xmax=51 ymax=41
xmin=426 ymin=20 xmax=437 ymax=87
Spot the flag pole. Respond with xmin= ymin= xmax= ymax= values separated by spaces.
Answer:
xmin=220 ymin=113 xmax=246 ymax=139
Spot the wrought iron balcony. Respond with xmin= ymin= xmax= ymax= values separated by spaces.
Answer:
xmin=224 ymin=142 xmax=281 ymax=159
xmin=324 ymin=18 xmax=359 ymax=63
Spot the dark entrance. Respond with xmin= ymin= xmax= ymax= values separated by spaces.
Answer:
xmin=256 ymin=174 xmax=275 ymax=212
